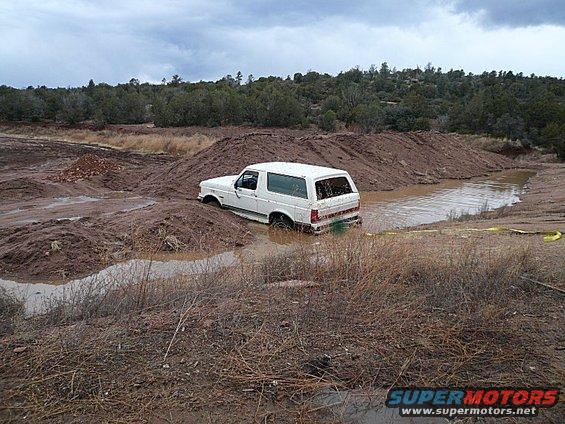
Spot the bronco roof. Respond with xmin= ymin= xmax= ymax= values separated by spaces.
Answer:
xmin=247 ymin=162 xmax=347 ymax=179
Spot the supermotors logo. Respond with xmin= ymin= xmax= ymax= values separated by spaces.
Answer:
xmin=386 ymin=388 xmax=560 ymax=418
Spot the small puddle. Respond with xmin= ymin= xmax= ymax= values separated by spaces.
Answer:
xmin=0 ymin=195 xmax=156 ymax=228
xmin=0 ymin=251 xmax=238 ymax=315
xmin=0 ymin=169 xmax=535 ymax=314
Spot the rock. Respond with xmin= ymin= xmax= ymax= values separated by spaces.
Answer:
xmin=267 ymin=280 xmax=319 ymax=289
xmin=13 ymin=346 xmax=27 ymax=353
xmin=202 ymin=319 xmax=214 ymax=328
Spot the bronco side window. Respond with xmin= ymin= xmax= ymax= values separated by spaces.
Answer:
xmin=235 ymin=171 xmax=259 ymax=190
xmin=267 ymin=173 xmax=308 ymax=198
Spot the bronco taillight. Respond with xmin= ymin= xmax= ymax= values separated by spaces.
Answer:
xmin=310 ymin=209 xmax=319 ymax=223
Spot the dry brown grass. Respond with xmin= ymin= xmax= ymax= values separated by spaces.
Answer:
xmin=1 ymin=234 xmax=563 ymax=422
xmin=0 ymin=125 xmax=216 ymax=155
xmin=0 ymin=287 xmax=24 ymax=337
xmin=454 ymin=133 xmax=526 ymax=154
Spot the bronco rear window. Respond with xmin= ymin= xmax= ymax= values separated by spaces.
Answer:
xmin=315 ymin=176 xmax=353 ymax=200
xmin=267 ymin=173 xmax=308 ymax=199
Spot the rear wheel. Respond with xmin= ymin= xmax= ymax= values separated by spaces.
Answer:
xmin=270 ymin=214 xmax=294 ymax=230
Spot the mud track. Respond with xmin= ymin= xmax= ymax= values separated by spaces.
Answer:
xmin=1 ymin=131 xmax=513 ymax=281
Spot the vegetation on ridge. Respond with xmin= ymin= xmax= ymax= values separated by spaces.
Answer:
xmin=1 ymin=63 xmax=563 ymax=157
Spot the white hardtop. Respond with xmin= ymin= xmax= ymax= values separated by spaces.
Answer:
xmin=247 ymin=162 xmax=347 ymax=179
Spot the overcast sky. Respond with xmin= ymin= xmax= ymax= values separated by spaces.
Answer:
xmin=1 ymin=0 xmax=564 ymax=87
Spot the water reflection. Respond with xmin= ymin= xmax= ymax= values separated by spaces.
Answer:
xmin=361 ymin=170 xmax=534 ymax=232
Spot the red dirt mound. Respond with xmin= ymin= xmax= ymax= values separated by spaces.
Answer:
xmin=53 ymin=154 xmax=123 ymax=182
xmin=0 ymin=201 xmax=252 ymax=281
xmin=141 ymin=131 xmax=512 ymax=199
xmin=0 ymin=220 xmax=119 ymax=279
xmin=119 ymin=201 xmax=253 ymax=252
xmin=0 ymin=177 xmax=66 ymax=200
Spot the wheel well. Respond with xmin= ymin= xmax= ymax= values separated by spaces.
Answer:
xmin=269 ymin=211 xmax=293 ymax=224
xmin=202 ymin=195 xmax=221 ymax=205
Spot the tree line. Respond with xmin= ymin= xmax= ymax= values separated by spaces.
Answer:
xmin=0 ymin=63 xmax=563 ymax=158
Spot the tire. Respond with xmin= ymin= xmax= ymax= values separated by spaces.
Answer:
xmin=204 ymin=197 xmax=221 ymax=208
xmin=270 ymin=214 xmax=294 ymax=230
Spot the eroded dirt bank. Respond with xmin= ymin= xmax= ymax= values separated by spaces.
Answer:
xmin=141 ymin=131 xmax=511 ymax=198
xmin=1 ymin=130 xmax=514 ymax=281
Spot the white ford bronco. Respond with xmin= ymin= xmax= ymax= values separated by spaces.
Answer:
xmin=198 ymin=162 xmax=361 ymax=233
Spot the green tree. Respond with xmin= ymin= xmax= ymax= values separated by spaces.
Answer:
xmin=59 ymin=91 xmax=87 ymax=124
xmin=352 ymin=102 xmax=383 ymax=132
xmin=540 ymin=123 xmax=565 ymax=160
xmin=257 ymin=86 xmax=303 ymax=127
xmin=320 ymin=110 xmax=337 ymax=131
xmin=168 ymin=75 xmax=183 ymax=86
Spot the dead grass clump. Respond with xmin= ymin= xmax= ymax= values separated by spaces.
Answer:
xmin=93 ymin=132 xmax=215 ymax=155
xmin=39 ymin=265 xmax=239 ymax=326
xmin=257 ymin=246 xmax=318 ymax=284
xmin=455 ymin=133 xmax=527 ymax=155
xmin=0 ymin=125 xmax=216 ymax=155
xmin=0 ymin=287 xmax=24 ymax=336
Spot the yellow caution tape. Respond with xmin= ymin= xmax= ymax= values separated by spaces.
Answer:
xmin=543 ymin=231 xmax=562 ymax=242
xmin=365 ymin=227 xmax=562 ymax=242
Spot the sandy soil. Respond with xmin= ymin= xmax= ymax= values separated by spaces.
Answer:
xmin=0 ymin=129 xmax=528 ymax=282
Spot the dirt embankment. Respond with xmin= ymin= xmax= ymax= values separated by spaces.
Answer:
xmin=141 ymin=131 xmax=511 ymax=198
xmin=0 ymin=202 xmax=252 ymax=280
xmin=0 ymin=130 xmax=515 ymax=281
xmin=0 ymin=136 xmax=252 ymax=281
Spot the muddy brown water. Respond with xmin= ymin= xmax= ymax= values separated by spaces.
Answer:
xmin=361 ymin=169 xmax=535 ymax=232
xmin=0 ymin=169 xmax=534 ymax=314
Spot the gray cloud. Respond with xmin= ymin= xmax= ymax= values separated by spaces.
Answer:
xmin=0 ymin=1 xmax=563 ymax=87
xmin=454 ymin=0 xmax=565 ymax=27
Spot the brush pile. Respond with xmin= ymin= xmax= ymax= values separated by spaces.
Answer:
xmin=52 ymin=154 xmax=122 ymax=182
